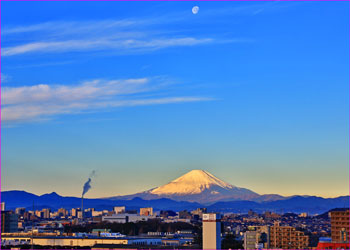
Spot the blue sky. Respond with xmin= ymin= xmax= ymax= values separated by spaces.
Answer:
xmin=1 ymin=1 xmax=349 ymax=198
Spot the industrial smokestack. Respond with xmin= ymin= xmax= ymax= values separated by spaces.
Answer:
xmin=81 ymin=196 xmax=84 ymax=220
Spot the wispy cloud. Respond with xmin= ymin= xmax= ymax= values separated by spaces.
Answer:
xmin=1 ymin=77 xmax=213 ymax=123
xmin=2 ymin=19 xmax=143 ymax=36
xmin=1 ymin=5 xmax=258 ymax=57
xmin=2 ymin=37 xmax=213 ymax=57
xmin=1 ymin=14 xmax=219 ymax=57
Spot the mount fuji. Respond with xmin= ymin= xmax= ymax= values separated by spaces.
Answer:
xmin=3 ymin=170 xmax=348 ymax=213
xmin=109 ymin=169 xmax=283 ymax=204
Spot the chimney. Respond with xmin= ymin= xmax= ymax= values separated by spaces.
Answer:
xmin=81 ymin=196 xmax=84 ymax=220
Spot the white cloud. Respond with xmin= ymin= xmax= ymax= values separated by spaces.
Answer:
xmin=1 ymin=10 xmax=254 ymax=57
xmin=1 ymin=78 xmax=213 ymax=123
xmin=2 ymin=19 xmax=142 ymax=36
xmin=2 ymin=37 xmax=213 ymax=57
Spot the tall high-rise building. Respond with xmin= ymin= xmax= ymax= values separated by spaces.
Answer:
xmin=330 ymin=209 xmax=349 ymax=243
xmin=140 ymin=207 xmax=153 ymax=216
xmin=269 ymin=221 xmax=309 ymax=249
xmin=202 ymin=213 xmax=221 ymax=250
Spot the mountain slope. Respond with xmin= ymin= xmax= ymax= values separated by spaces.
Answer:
xmin=207 ymin=196 xmax=350 ymax=214
xmin=110 ymin=170 xmax=260 ymax=204
xmin=150 ymin=170 xmax=235 ymax=195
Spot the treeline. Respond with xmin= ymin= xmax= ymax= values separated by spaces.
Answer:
xmin=64 ymin=219 xmax=200 ymax=236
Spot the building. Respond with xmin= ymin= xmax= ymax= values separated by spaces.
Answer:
xmin=71 ymin=208 xmax=81 ymax=217
xmin=1 ymin=202 xmax=5 ymax=211
xmin=316 ymin=237 xmax=350 ymax=249
xmin=35 ymin=210 xmax=42 ymax=218
xmin=264 ymin=211 xmax=280 ymax=219
xmin=15 ymin=207 xmax=26 ymax=215
xmin=179 ymin=210 xmax=192 ymax=219
xmin=42 ymin=208 xmax=51 ymax=219
xmin=102 ymin=213 xmax=153 ymax=223
xmin=57 ymin=208 xmax=67 ymax=217
xmin=299 ymin=212 xmax=308 ymax=218
xmin=114 ymin=206 xmax=126 ymax=214
xmin=243 ymin=226 xmax=269 ymax=250
xmin=202 ymin=213 xmax=221 ymax=250
xmin=244 ymin=231 xmax=258 ymax=249
xmin=77 ymin=211 xmax=83 ymax=219
xmin=2 ymin=234 xmax=181 ymax=248
xmin=92 ymin=211 xmax=103 ymax=217
xmin=140 ymin=207 xmax=153 ymax=216
xmin=269 ymin=221 xmax=309 ymax=249
xmin=2 ymin=235 xmax=128 ymax=247
xmin=191 ymin=208 xmax=207 ymax=218
xmin=1 ymin=211 xmax=19 ymax=233
xmin=330 ymin=209 xmax=349 ymax=243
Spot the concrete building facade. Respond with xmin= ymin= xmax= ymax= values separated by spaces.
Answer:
xmin=243 ymin=226 xmax=269 ymax=250
xmin=202 ymin=213 xmax=221 ymax=250
xmin=330 ymin=209 xmax=349 ymax=243
xmin=269 ymin=222 xmax=309 ymax=249
xmin=102 ymin=213 xmax=153 ymax=223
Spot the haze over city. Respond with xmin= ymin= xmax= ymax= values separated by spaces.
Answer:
xmin=1 ymin=1 xmax=349 ymax=199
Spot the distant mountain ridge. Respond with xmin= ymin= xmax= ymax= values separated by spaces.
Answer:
xmin=2 ymin=170 xmax=348 ymax=214
xmin=1 ymin=190 xmax=348 ymax=214
xmin=1 ymin=190 xmax=202 ymax=211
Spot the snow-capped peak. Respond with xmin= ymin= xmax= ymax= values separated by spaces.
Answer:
xmin=150 ymin=169 xmax=235 ymax=195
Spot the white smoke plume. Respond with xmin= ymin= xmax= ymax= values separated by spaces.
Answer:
xmin=82 ymin=170 xmax=96 ymax=197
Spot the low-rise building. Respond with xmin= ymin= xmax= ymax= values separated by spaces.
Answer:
xmin=102 ymin=213 xmax=153 ymax=223
xmin=114 ymin=206 xmax=126 ymax=214
xmin=140 ymin=207 xmax=153 ymax=216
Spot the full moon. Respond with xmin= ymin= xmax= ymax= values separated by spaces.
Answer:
xmin=192 ymin=6 xmax=199 ymax=15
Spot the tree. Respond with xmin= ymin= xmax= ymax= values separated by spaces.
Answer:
xmin=221 ymin=233 xmax=243 ymax=249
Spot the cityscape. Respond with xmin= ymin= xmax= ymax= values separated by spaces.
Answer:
xmin=1 ymin=195 xmax=350 ymax=249
xmin=1 ymin=1 xmax=349 ymax=249
xmin=1 ymin=169 xmax=349 ymax=249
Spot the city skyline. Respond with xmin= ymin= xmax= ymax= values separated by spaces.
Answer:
xmin=1 ymin=1 xmax=349 ymax=198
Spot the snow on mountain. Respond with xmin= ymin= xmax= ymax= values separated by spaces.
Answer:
xmin=110 ymin=169 xmax=262 ymax=204
xmin=150 ymin=170 xmax=235 ymax=195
